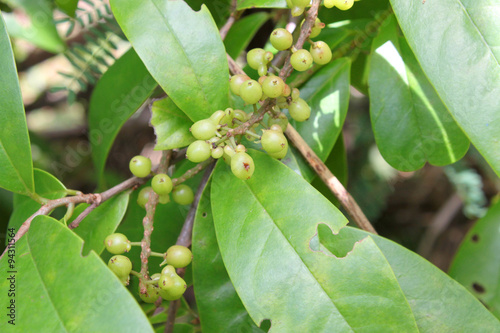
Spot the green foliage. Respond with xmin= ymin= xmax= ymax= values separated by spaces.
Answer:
xmin=55 ymin=0 xmax=78 ymax=17
xmin=224 ymin=12 xmax=270 ymax=59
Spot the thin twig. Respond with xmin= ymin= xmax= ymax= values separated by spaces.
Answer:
xmin=219 ymin=0 xmax=243 ymax=40
xmin=68 ymin=201 xmax=99 ymax=229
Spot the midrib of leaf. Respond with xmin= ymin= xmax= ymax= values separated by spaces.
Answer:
xmin=25 ymin=235 xmax=68 ymax=332
xmin=0 ymin=140 xmax=31 ymax=194
xmin=149 ymin=0 xmax=210 ymax=109
xmin=240 ymin=180 xmax=354 ymax=332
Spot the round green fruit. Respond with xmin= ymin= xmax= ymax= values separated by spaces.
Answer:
xmin=158 ymin=275 xmax=187 ymax=301
xmin=165 ymin=245 xmax=193 ymax=268
xmin=334 ymin=0 xmax=354 ymax=10
xmin=268 ymin=112 xmax=289 ymax=132
xmin=231 ymin=152 xmax=255 ymax=180
xmin=186 ymin=140 xmax=211 ymax=163
xmin=261 ymin=129 xmax=287 ymax=154
xmin=172 ymin=184 xmax=194 ymax=205
xmin=139 ymin=284 xmax=160 ymax=304
xmin=310 ymin=41 xmax=332 ymax=65
xmin=104 ymin=233 xmax=131 ymax=254
xmin=211 ymin=146 xmax=224 ymax=159
xmin=161 ymin=265 xmax=177 ymax=277
xmin=239 ymin=80 xmax=263 ymax=105
xmin=191 ymin=119 xmax=217 ymax=140
xmin=290 ymin=49 xmax=313 ymax=72
xmin=129 ymin=155 xmax=152 ymax=178
xmin=152 ymin=173 xmax=173 ymax=195
xmin=247 ymin=48 xmax=266 ymax=70
xmin=288 ymin=98 xmax=311 ymax=122
xmin=137 ymin=186 xmax=153 ymax=208
xmin=292 ymin=0 xmax=310 ymax=6
xmin=269 ymin=140 xmax=289 ymax=160
xmin=270 ymin=28 xmax=293 ymax=51
xmin=262 ymin=76 xmax=285 ymax=98
xmin=229 ymin=74 xmax=251 ymax=96
xmin=108 ymin=255 xmax=132 ymax=278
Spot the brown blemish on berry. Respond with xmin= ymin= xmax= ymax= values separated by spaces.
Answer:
xmin=243 ymin=162 xmax=250 ymax=171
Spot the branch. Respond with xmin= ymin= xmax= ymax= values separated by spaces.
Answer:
xmin=219 ymin=0 xmax=243 ymax=40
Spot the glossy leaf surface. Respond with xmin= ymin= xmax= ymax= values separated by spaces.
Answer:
xmin=369 ymin=15 xmax=469 ymax=171
xmin=224 ymin=12 xmax=269 ymax=59
xmin=111 ymin=0 xmax=229 ymax=121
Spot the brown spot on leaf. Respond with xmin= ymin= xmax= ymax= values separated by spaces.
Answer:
xmin=471 ymin=234 xmax=480 ymax=242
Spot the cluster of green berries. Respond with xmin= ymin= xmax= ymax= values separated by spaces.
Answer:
xmin=286 ymin=0 xmax=354 ymax=15
xmin=129 ymin=155 xmax=194 ymax=207
xmin=104 ymin=233 xmax=193 ymax=303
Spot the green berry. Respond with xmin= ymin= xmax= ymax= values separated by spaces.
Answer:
xmin=310 ymin=41 xmax=332 ymax=65
xmin=137 ymin=186 xmax=153 ymax=208
xmin=324 ymin=0 xmax=334 ymax=8
xmin=283 ymin=84 xmax=291 ymax=97
xmin=139 ymin=283 xmax=160 ymax=303
xmin=158 ymin=273 xmax=176 ymax=290
xmin=210 ymin=110 xmax=226 ymax=124
xmin=104 ymin=233 xmax=131 ymax=254
xmin=292 ymin=0 xmax=310 ymax=6
xmin=191 ymin=119 xmax=217 ymax=140
xmin=268 ymin=112 xmax=289 ymax=132
xmin=129 ymin=155 xmax=152 ymax=178
xmin=290 ymin=49 xmax=313 ymax=72
xmin=211 ymin=146 xmax=224 ymax=159
xmin=224 ymin=145 xmax=236 ymax=157
xmin=247 ymin=48 xmax=266 ymax=70
xmin=186 ymin=140 xmax=211 ymax=163
xmin=291 ymin=88 xmax=300 ymax=101
xmin=291 ymin=5 xmax=305 ymax=16
xmin=229 ymin=74 xmax=251 ymax=96
xmin=301 ymin=18 xmax=323 ymax=38
xmin=270 ymin=28 xmax=293 ymax=51
xmin=288 ymin=98 xmax=311 ymax=122
xmin=108 ymin=255 xmax=132 ymax=278
xmin=334 ymin=0 xmax=354 ymax=10
xmin=233 ymin=110 xmax=248 ymax=123
xmin=269 ymin=140 xmax=289 ymax=160
xmin=258 ymin=64 xmax=268 ymax=77
xmin=151 ymin=273 xmax=162 ymax=281
xmin=158 ymin=275 xmax=187 ymax=301
xmin=158 ymin=193 xmax=170 ymax=204
xmin=231 ymin=152 xmax=255 ymax=180
xmin=152 ymin=173 xmax=173 ymax=195
xmin=262 ymin=76 xmax=285 ymax=98
xmin=172 ymin=184 xmax=194 ymax=205
xmin=165 ymin=245 xmax=193 ymax=268
xmin=261 ymin=129 xmax=287 ymax=154
xmin=239 ymin=80 xmax=263 ymax=105
xmin=277 ymin=96 xmax=288 ymax=109
xmin=161 ymin=265 xmax=177 ymax=277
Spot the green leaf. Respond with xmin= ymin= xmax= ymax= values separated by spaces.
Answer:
xmin=7 ymin=169 xmax=66 ymax=240
xmin=368 ymin=15 xmax=469 ymax=171
xmin=111 ymin=0 xmax=229 ymax=121
xmin=289 ymin=58 xmax=351 ymax=181
xmin=449 ymin=200 xmax=500 ymax=319
xmin=151 ymin=98 xmax=195 ymax=151
xmin=185 ymin=0 xmax=231 ymax=27
xmin=55 ymin=0 xmax=78 ymax=17
xmin=71 ymin=192 xmax=130 ymax=255
xmin=389 ymin=0 xmax=500 ymax=176
xmin=193 ymin=179 xmax=263 ymax=333
xmin=211 ymin=150 xmax=419 ymax=331
xmin=89 ymin=48 xmax=157 ymax=182
xmin=236 ymin=0 xmax=286 ymax=9
xmin=318 ymin=225 xmax=500 ymax=330
xmin=0 ymin=15 xmax=34 ymax=195
xmin=0 ymin=216 xmax=154 ymax=332
xmin=2 ymin=0 xmax=65 ymax=53
xmin=224 ymin=12 xmax=269 ymax=59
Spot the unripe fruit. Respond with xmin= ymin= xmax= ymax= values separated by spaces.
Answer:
xmin=158 ymin=273 xmax=176 ymax=290
xmin=229 ymin=74 xmax=251 ymax=96
xmin=165 ymin=245 xmax=193 ymax=268
xmin=290 ymin=49 xmax=313 ymax=72
xmin=186 ymin=140 xmax=211 ymax=163
xmin=172 ymin=184 xmax=194 ymax=205
xmin=129 ymin=156 xmax=152 ymax=178
xmin=291 ymin=6 xmax=305 ymax=16
xmin=220 ymin=108 xmax=234 ymax=126
xmin=282 ymin=84 xmax=291 ymax=97
xmin=268 ymin=112 xmax=289 ymax=132
xmin=310 ymin=41 xmax=332 ymax=65
xmin=158 ymin=275 xmax=187 ymax=301
xmin=334 ymin=0 xmax=354 ymax=10
xmin=239 ymin=80 xmax=263 ymax=105
xmin=301 ymin=18 xmax=323 ymax=38
xmin=191 ymin=119 xmax=217 ymax=140
xmin=270 ymin=28 xmax=293 ymax=51
xmin=233 ymin=109 xmax=248 ymax=123
xmin=288 ymin=98 xmax=311 ymax=122
xmin=139 ymin=284 xmax=160 ymax=303
xmin=137 ymin=186 xmax=153 ymax=208
xmin=291 ymin=88 xmax=300 ymax=101
xmin=247 ymin=48 xmax=266 ymax=70
xmin=210 ymin=110 xmax=226 ymax=124
xmin=324 ymin=0 xmax=335 ymax=8
xmin=108 ymin=255 xmax=132 ymax=278
xmin=152 ymin=173 xmax=173 ymax=195
xmin=150 ymin=273 xmax=161 ymax=281
xmin=293 ymin=0 xmax=310 ymax=6
xmin=231 ymin=152 xmax=255 ymax=180
xmin=104 ymin=233 xmax=131 ymax=254
xmin=269 ymin=140 xmax=289 ymax=160
xmin=211 ymin=146 xmax=224 ymax=159
xmin=158 ymin=193 xmax=170 ymax=204
xmin=161 ymin=265 xmax=177 ymax=277
xmin=261 ymin=129 xmax=288 ymax=153
xmin=270 ymin=124 xmax=284 ymax=132
xmin=258 ymin=64 xmax=268 ymax=77
xmin=262 ymin=76 xmax=285 ymax=98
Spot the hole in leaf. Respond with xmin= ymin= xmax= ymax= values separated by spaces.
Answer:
xmin=310 ymin=223 xmax=362 ymax=258
xmin=472 ymin=282 xmax=486 ymax=293
xmin=259 ymin=319 xmax=271 ymax=332
xmin=202 ymin=212 xmax=207 ymax=218
xmin=471 ymin=234 xmax=480 ymax=242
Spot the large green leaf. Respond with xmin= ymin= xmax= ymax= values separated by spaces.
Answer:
xmin=0 ymin=216 xmax=153 ymax=332
xmin=224 ymin=12 xmax=269 ymax=59
xmin=89 ymin=48 xmax=157 ymax=182
xmin=7 ymin=169 xmax=66 ymax=237
xmin=449 ymin=200 xmax=500 ymax=319
xmin=236 ymin=0 xmax=286 ymax=9
xmin=151 ymin=98 xmax=195 ymax=151
xmin=55 ymin=0 xmax=78 ymax=17
xmin=0 ymin=14 xmax=34 ymax=195
xmin=318 ymin=225 xmax=500 ymax=331
xmin=2 ymin=0 xmax=65 ymax=53
xmin=369 ymin=15 xmax=469 ymax=171
xmin=193 ymin=179 xmax=263 ymax=333
xmin=111 ymin=0 xmax=229 ymax=121
xmin=72 ymin=192 xmax=130 ymax=256
xmin=389 ymin=0 xmax=500 ymax=176
xmin=212 ymin=150 xmax=419 ymax=331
